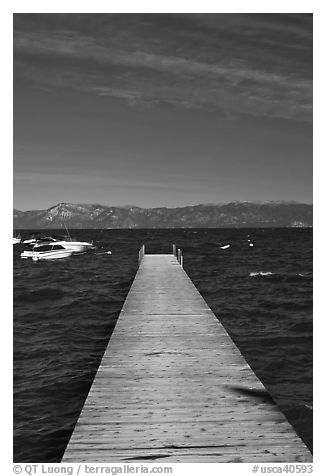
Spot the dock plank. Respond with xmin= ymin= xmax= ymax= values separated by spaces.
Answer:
xmin=62 ymin=254 xmax=312 ymax=462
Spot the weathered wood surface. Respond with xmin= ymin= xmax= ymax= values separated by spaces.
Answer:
xmin=63 ymin=254 xmax=312 ymax=463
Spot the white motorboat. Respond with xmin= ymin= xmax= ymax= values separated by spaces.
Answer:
xmin=21 ymin=243 xmax=74 ymax=261
xmin=13 ymin=227 xmax=21 ymax=244
xmin=21 ymin=236 xmax=93 ymax=255
xmin=22 ymin=226 xmax=94 ymax=254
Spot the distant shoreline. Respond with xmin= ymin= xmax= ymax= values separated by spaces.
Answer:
xmin=14 ymin=200 xmax=313 ymax=213
xmin=13 ymin=201 xmax=313 ymax=229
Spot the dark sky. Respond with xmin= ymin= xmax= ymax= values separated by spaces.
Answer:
xmin=13 ymin=13 xmax=312 ymax=210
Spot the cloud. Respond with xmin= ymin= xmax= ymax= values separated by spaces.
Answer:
xmin=13 ymin=14 xmax=312 ymax=121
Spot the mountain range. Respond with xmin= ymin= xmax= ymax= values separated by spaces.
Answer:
xmin=13 ymin=202 xmax=313 ymax=229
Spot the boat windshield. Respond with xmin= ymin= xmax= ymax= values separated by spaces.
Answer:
xmin=34 ymin=244 xmax=65 ymax=252
xmin=34 ymin=245 xmax=53 ymax=252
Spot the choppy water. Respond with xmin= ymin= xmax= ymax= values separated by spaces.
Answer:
xmin=13 ymin=228 xmax=312 ymax=461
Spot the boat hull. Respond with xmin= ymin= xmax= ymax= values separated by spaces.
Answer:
xmin=31 ymin=250 xmax=73 ymax=261
xmin=21 ymin=249 xmax=74 ymax=260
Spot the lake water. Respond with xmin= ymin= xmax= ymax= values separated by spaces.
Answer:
xmin=13 ymin=228 xmax=313 ymax=461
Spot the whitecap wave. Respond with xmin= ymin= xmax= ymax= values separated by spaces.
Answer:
xmin=249 ymin=271 xmax=274 ymax=277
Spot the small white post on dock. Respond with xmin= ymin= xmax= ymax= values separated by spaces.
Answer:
xmin=138 ymin=244 xmax=145 ymax=266
xmin=177 ymin=248 xmax=183 ymax=267
xmin=172 ymin=243 xmax=176 ymax=256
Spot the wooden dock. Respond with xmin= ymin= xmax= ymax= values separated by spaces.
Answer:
xmin=62 ymin=248 xmax=312 ymax=463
